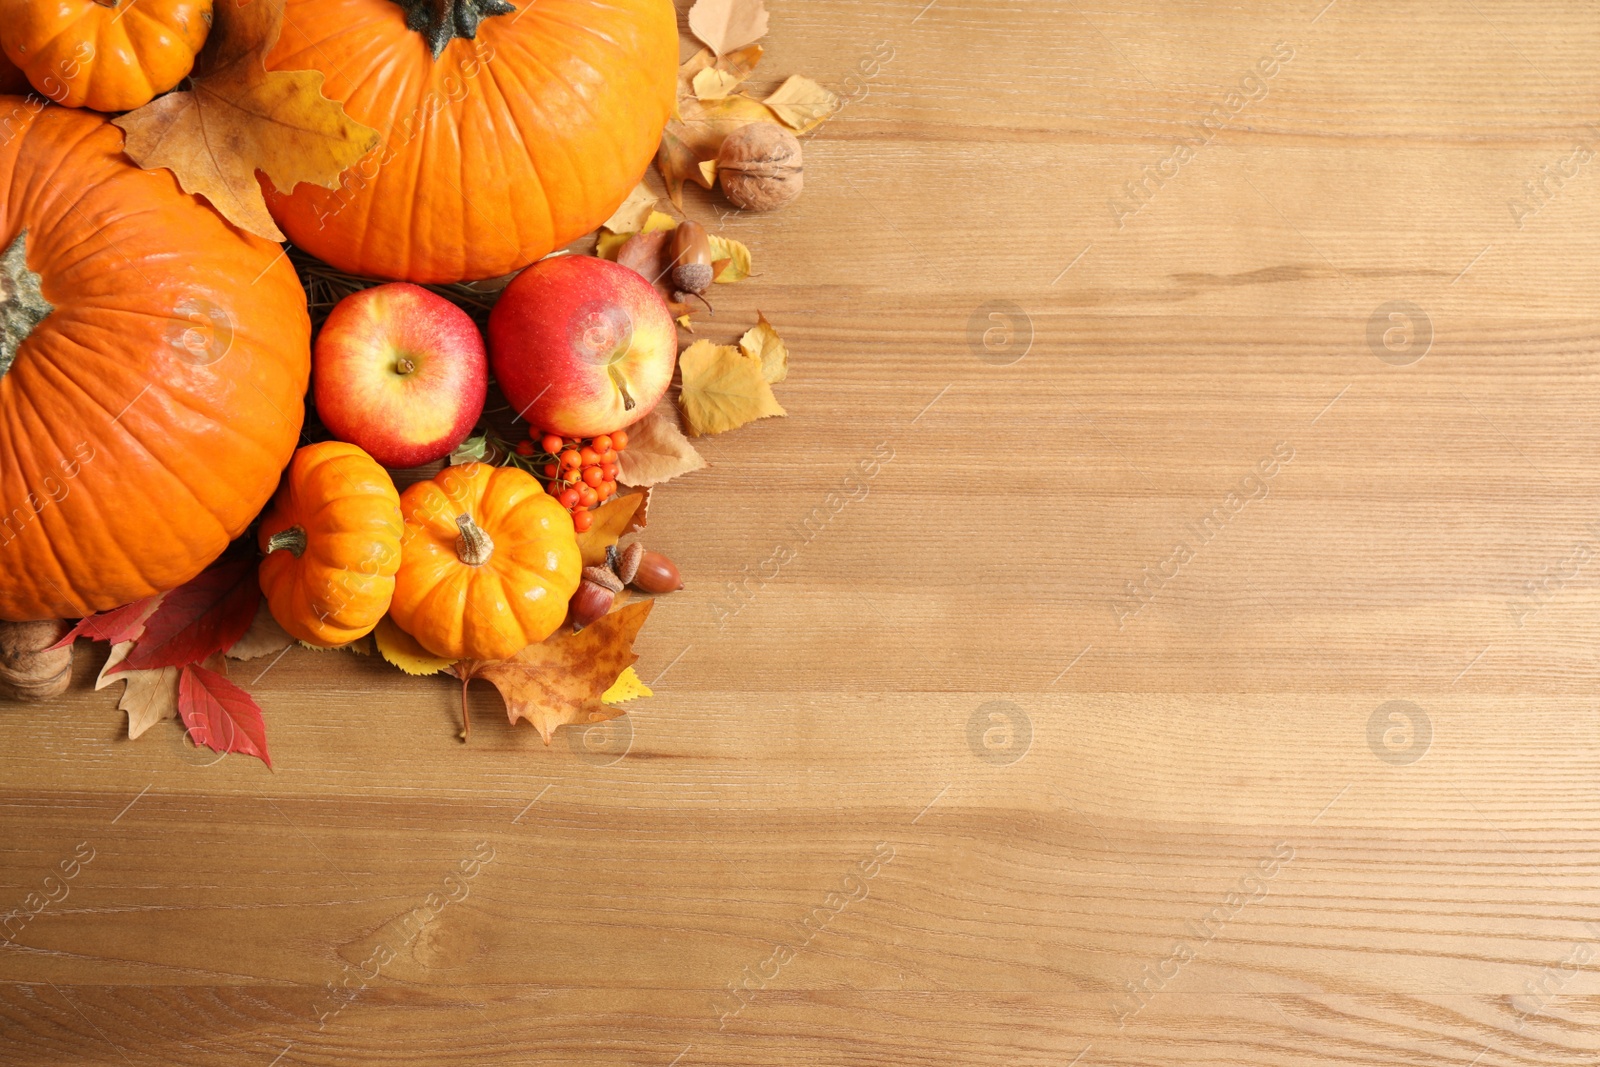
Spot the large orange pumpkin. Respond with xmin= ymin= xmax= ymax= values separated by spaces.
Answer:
xmin=0 ymin=0 xmax=213 ymax=112
xmin=0 ymin=103 xmax=309 ymax=622
xmin=263 ymin=0 xmax=678 ymax=283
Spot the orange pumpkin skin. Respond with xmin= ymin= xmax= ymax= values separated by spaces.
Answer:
xmin=0 ymin=103 xmax=310 ymax=621
xmin=0 ymin=0 xmax=212 ymax=112
xmin=258 ymin=443 xmax=404 ymax=648
xmin=0 ymin=48 xmax=30 ymax=96
xmin=263 ymin=0 xmax=678 ymax=283
xmin=391 ymin=463 xmax=581 ymax=661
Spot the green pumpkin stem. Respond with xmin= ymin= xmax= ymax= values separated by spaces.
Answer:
xmin=393 ymin=0 xmax=516 ymax=59
xmin=265 ymin=526 xmax=308 ymax=558
xmin=455 ymin=513 xmax=495 ymax=567
xmin=0 ymin=231 xmax=54 ymax=382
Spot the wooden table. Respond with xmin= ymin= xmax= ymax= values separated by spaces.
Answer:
xmin=6 ymin=1 xmax=1600 ymax=1063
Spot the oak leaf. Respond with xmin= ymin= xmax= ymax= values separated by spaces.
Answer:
xmin=113 ymin=0 xmax=380 ymax=241
xmin=121 ymin=667 xmax=182 ymax=741
xmin=615 ymin=407 xmax=707 ymax=487
xmin=764 ymin=76 xmax=841 ymax=134
xmin=688 ymin=0 xmax=769 ymax=57
xmin=740 ymin=312 xmax=789 ymax=383
xmin=576 ymin=493 xmax=645 ymax=568
xmin=374 ymin=616 xmax=456 ymax=677
xmin=678 ymin=340 xmax=787 ymax=436
xmin=178 ymin=663 xmax=272 ymax=768
xmin=226 ymin=603 xmax=295 ymax=661
xmin=454 ymin=600 xmax=655 ymax=744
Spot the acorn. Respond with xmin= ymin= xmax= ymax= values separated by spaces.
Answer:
xmin=614 ymin=543 xmax=684 ymax=594
xmin=669 ymin=221 xmax=715 ymax=306
xmin=571 ymin=566 xmax=624 ymax=629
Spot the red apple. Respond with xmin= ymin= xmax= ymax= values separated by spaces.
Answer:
xmin=314 ymin=283 xmax=487 ymax=468
xmin=488 ymin=255 xmax=677 ymax=438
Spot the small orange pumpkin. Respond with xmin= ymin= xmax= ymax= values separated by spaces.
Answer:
xmin=0 ymin=0 xmax=213 ymax=112
xmin=390 ymin=463 xmax=580 ymax=661
xmin=257 ymin=442 xmax=403 ymax=648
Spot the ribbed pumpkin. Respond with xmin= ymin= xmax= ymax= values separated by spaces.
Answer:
xmin=0 ymin=0 xmax=213 ymax=112
xmin=0 ymin=103 xmax=310 ymax=621
xmin=258 ymin=443 xmax=404 ymax=648
xmin=390 ymin=463 xmax=581 ymax=660
xmin=263 ymin=0 xmax=678 ymax=283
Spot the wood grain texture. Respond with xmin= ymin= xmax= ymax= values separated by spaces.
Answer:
xmin=6 ymin=0 xmax=1600 ymax=1064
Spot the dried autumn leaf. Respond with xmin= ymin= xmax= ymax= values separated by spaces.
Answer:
xmin=602 ymin=666 xmax=653 ymax=705
xmin=678 ymin=95 xmax=782 ymax=158
xmin=596 ymin=229 xmax=632 ymax=261
xmin=374 ymin=616 xmax=455 ymax=677
xmin=455 ymin=599 xmax=655 ymax=744
xmin=678 ymin=340 xmax=787 ymax=436
xmin=615 ymin=407 xmax=708 ymax=487
xmin=618 ymin=230 xmax=671 ymax=283
xmin=177 ymin=663 xmax=272 ymax=767
xmin=601 ymin=182 xmax=658 ymax=233
xmin=114 ymin=555 xmax=261 ymax=674
xmin=625 ymin=487 xmax=652 ymax=533
xmin=688 ymin=0 xmax=770 ymax=56
xmin=740 ymin=312 xmax=789 ymax=383
xmin=694 ymin=66 xmax=743 ymax=102
xmin=226 ymin=603 xmax=295 ymax=661
xmin=95 ymin=642 xmax=136 ymax=691
xmin=656 ymin=127 xmax=702 ymax=209
xmin=120 ymin=667 xmax=182 ymax=741
xmin=113 ymin=0 xmax=380 ymax=241
xmin=50 ymin=595 xmax=162 ymax=650
xmin=576 ymin=493 xmax=645 ymax=568
xmin=708 ymin=235 xmax=752 ymax=282
xmin=764 ymin=75 xmax=841 ymax=134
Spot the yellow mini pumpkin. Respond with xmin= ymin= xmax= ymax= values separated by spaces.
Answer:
xmin=391 ymin=463 xmax=581 ymax=661
xmin=257 ymin=442 xmax=403 ymax=648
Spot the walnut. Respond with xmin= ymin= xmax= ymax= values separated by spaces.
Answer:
xmin=0 ymin=620 xmax=72 ymax=702
xmin=717 ymin=123 xmax=803 ymax=212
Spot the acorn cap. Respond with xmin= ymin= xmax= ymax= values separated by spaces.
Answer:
xmin=614 ymin=542 xmax=644 ymax=585
xmin=582 ymin=565 xmax=624 ymax=594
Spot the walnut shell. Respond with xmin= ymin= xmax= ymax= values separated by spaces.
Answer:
xmin=717 ymin=123 xmax=804 ymax=212
xmin=0 ymin=620 xmax=71 ymax=702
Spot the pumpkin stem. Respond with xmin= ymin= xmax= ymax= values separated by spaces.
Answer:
xmin=265 ymin=526 xmax=308 ymax=558
xmin=0 ymin=231 xmax=54 ymax=382
xmin=455 ymin=513 xmax=494 ymax=567
xmin=392 ymin=0 xmax=516 ymax=59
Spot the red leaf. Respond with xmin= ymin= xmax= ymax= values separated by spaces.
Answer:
xmin=48 ymin=595 xmax=161 ymax=650
xmin=176 ymin=664 xmax=272 ymax=768
xmin=116 ymin=555 xmax=261 ymax=673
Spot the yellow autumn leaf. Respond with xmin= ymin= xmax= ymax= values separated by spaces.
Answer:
xmin=595 ymin=229 xmax=631 ymax=261
xmin=739 ymin=312 xmax=788 ymax=384
xmin=708 ymin=235 xmax=752 ymax=282
xmin=602 ymin=666 xmax=654 ymax=705
xmin=642 ymin=211 xmax=679 ymax=234
xmin=678 ymin=314 xmax=695 ymax=330
xmin=678 ymin=340 xmax=787 ymax=436
xmin=374 ymin=616 xmax=456 ymax=677
xmin=698 ymin=159 xmax=719 ymax=186
xmin=601 ymin=182 xmax=657 ymax=233
xmin=575 ymin=494 xmax=646 ymax=568
xmin=693 ymin=66 xmax=742 ymax=101
xmin=688 ymin=0 xmax=770 ymax=57
xmin=763 ymin=75 xmax=841 ymax=134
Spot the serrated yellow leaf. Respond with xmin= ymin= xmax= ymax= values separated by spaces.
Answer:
xmin=763 ymin=75 xmax=840 ymax=134
xmin=374 ymin=616 xmax=456 ymax=677
xmin=708 ymin=235 xmax=751 ymax=282
xmin=678 ymin=340 xmax=787 ymax=436
xmin=739 ymin=312 xmax=788 ymax=384
xmin=602 ymin=666 xmax=654 ymax=705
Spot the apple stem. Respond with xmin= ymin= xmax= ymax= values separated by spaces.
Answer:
xmin=454 ymin=513 xmax=495 ymax=567
xmin=610 ymin=366 xmax=636 ymax=411
xmin=264 ymin=526 xmax=308 ymax=558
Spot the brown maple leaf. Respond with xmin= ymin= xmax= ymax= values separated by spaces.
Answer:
xmin=113 ymin=0 xmax=379 ymax=241
xmin=454 ymin=600 xmax=655 ymax=745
